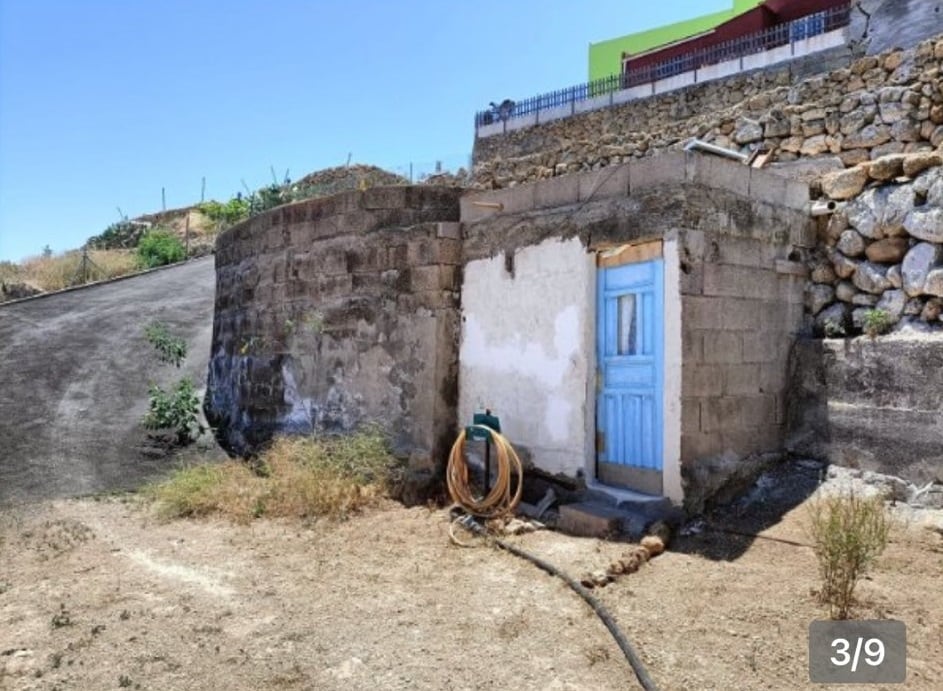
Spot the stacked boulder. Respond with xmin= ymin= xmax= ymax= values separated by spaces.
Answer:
xmin=808 ymin=151 xmax=943 ymax=334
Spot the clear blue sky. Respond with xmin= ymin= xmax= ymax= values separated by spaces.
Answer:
xmin=0 ymin=0 xmax=728 ymax=262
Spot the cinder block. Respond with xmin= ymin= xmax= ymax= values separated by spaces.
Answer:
xmin=558 ymin=503 xmax=624 ymax=538
xmin=628 ymin=152 xmax=686 ymax=191
xmin=700 ymin=397 xmax=743 ymax=433
xmin=681 ymin=431 xmax=723 ymax=462
xmin=702 ymin=331 xmax=742 ymax=364
xmin=578 ymin=165 xmax=630 ymax=201
xmin=749 ymin=168 xmax=810 ymax=211
xmin=682 ymin=364 xmax=724 ymax=397
xmin=460 ymin=185 xmax=536 ymax=223
xmin=686 ymin=154 xmax=750 ymax=197
xmin=682 ymin=330 xmax=704 ymax=362
xmin=725 ymin=364 xmax=760 ymax=396
xmin=703 ymin=264 xmax=778 ymax=300
xmin=436 ymin=222 xmax=461 ymax=240
xmin=682 ymin=402 xmax=701 ymax=435
xmin=741 ymin=332 xmax=781 ymax=364
xmin=681 ymin=296 xmax=717 ymax=330
xmin=534 ymin=174 xmax=580 ymax=209
xmin=720 ymin=297 xmax=770 ymax=331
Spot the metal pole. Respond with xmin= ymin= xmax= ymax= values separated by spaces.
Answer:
xmin=201 ymin=176 xmax=206 ymax=203
xmin=161 ymin=187 xmax=166 ymax=211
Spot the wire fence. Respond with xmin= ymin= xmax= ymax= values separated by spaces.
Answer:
xmin=475 ymin=4 xmax=851 ymax=128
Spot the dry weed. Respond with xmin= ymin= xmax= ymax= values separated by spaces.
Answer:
xmin=14 ymin=249 xmax=137 ymax=292
xmin=147 ymin=428 xmax=400 ymax=523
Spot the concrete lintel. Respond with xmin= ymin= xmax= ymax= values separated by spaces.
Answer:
xmin=579 ymin=165 xmax=631 ymax=202
xmin=460 ymin=185 xmax=537 ymax=223
xmin=627 ymin=152 xmax=687 ymax=192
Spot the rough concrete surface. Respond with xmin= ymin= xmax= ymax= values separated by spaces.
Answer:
xmin=0 ymin=258 xmax=215 ymax=505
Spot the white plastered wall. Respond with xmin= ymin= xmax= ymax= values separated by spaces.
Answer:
xmin=459 ymin=237 xmax=595 ymax=476
xmin=459 ymin=234 xmax=683 ymax=504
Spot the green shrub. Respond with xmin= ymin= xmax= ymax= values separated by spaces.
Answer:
xmin=199 ymin=197 xmax=251 ymax=226
xmin=862 ymin=309 xmax=892 ymax=338
xmin=136 ymin=229 xmax=185 ymax=268
xmin=144 ymin=321 xmax=187 ymax=367
xmin=142 ymin=378 xmax=204 ymax=445
xmin=807 ymin=491 xmax=891 ymax=619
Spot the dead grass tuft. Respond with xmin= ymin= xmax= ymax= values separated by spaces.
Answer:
xmin=147 ymin=428 xmax=401 ymax=523
xmin=10 ymin=249 xmax=138 ymax=293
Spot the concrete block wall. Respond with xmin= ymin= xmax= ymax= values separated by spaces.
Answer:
xmin=206 ymin=186 xmax=463 ymax=492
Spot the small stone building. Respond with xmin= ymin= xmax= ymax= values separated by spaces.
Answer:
xmin=204 ymin=154 xmax=817 ymax=511
xmin=458 ymin=153 xmax=812 ymax=510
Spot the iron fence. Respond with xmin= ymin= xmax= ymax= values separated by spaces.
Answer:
xmin=475 ymin=3 xmax=851 ymax=129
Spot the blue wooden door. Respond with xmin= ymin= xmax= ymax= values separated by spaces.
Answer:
xmin=596 ymin=259 xmax=664 ymax=495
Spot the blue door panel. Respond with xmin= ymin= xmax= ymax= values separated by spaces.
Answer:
xmin=597 ymin=259 xmax=664 ymax=489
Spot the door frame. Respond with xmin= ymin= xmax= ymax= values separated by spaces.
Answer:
xmin=590 ymin=238 xmax=682 ymax=503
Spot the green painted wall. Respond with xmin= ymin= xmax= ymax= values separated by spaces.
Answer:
xmin=588 ymin=0 xmax=764 ymax=81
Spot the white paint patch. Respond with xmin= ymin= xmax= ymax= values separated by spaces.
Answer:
xmin=662 ymin=237 xmax=684 ymax=504
xmin=461 ymin=305 xmax=579 ymax=388
xmin=126 ymin=550 xmax=235 ymax=598
xmin=543 ymin=397 xmax=573 ymax=443
xmin=281 ymin=363 xmax=313 ymax=428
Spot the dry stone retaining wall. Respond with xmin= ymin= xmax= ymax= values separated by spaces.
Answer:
xmin=810 ymin=152 xmax=943 ymax=333
xmin=473 ymin=36 xmax=943 ymax=190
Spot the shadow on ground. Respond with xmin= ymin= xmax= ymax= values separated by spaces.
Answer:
xmin=673 ymin=458 xmax=823 ymax=561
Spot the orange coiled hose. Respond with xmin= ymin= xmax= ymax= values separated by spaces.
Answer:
xmin=446 ymin=425 xmax=523 ymax=518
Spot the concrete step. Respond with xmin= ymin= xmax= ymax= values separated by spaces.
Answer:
xmin=584 ymin=480 xmax=685 ymax=528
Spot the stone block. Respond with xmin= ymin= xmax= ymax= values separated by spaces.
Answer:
xmin=578 ymin=165 xmax=630 ymax=201
xmin=361 ymin=186 xmax=407 ymax=210
xmin=558 ymin=503 xmax=624 ymax=538
xmin=682 ymin=330 xmax=703 ymax=362
xmin=534 ymin=174 xmax=580 ymax=209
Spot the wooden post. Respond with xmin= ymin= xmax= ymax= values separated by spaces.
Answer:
xmin=184 ymin=210 xmax=190 ymax=257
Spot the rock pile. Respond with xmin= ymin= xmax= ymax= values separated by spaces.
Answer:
xmin=809 ymin=152 xmax=943 ymax=334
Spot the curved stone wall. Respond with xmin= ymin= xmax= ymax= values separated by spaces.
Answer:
xmin=205 ymin=186 xmax=462 ymax=493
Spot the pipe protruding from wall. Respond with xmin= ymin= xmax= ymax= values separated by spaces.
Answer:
xmin=809 ymin=199 xmax=846 ymax=217
xmin=683 ymin=138 xmax=750 ymax=163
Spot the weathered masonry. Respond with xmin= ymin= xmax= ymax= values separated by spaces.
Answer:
xmin=205 ymin=187 xmax=463 ymax=496
xmin=206 ymin=159 xmax=813 ymax=511
xmin=459 ymin=154 xmax=811 ymax=511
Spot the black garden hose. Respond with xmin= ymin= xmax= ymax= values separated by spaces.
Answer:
xmin=451 ymin=513 xmax=660 ymax=691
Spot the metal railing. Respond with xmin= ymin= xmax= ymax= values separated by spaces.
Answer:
xmin=475 ymin=4 xmax=851 ymax=129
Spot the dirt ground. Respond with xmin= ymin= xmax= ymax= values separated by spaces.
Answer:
xmin=1 ymin=472 xmax=942 ymax=691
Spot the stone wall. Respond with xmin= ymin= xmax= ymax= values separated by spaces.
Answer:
xmin=810 ymin=152 xmax=943 ymax=333
xmin=472 ymin=35 xmax=943 ymax=190
xmin=205 ymin=186 xmax=463 ymax=495
xmin=788 ymin=333 xmax=943 ymax=484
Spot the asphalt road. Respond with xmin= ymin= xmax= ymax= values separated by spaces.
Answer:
xmin=0 ymin=257 xmax=216 ymax=505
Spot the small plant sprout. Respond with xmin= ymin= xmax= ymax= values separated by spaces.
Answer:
xmin=862 ymin=308 xmax=892 ymax=338
xmin=145 ymin=322 xmax=188 ymax=367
